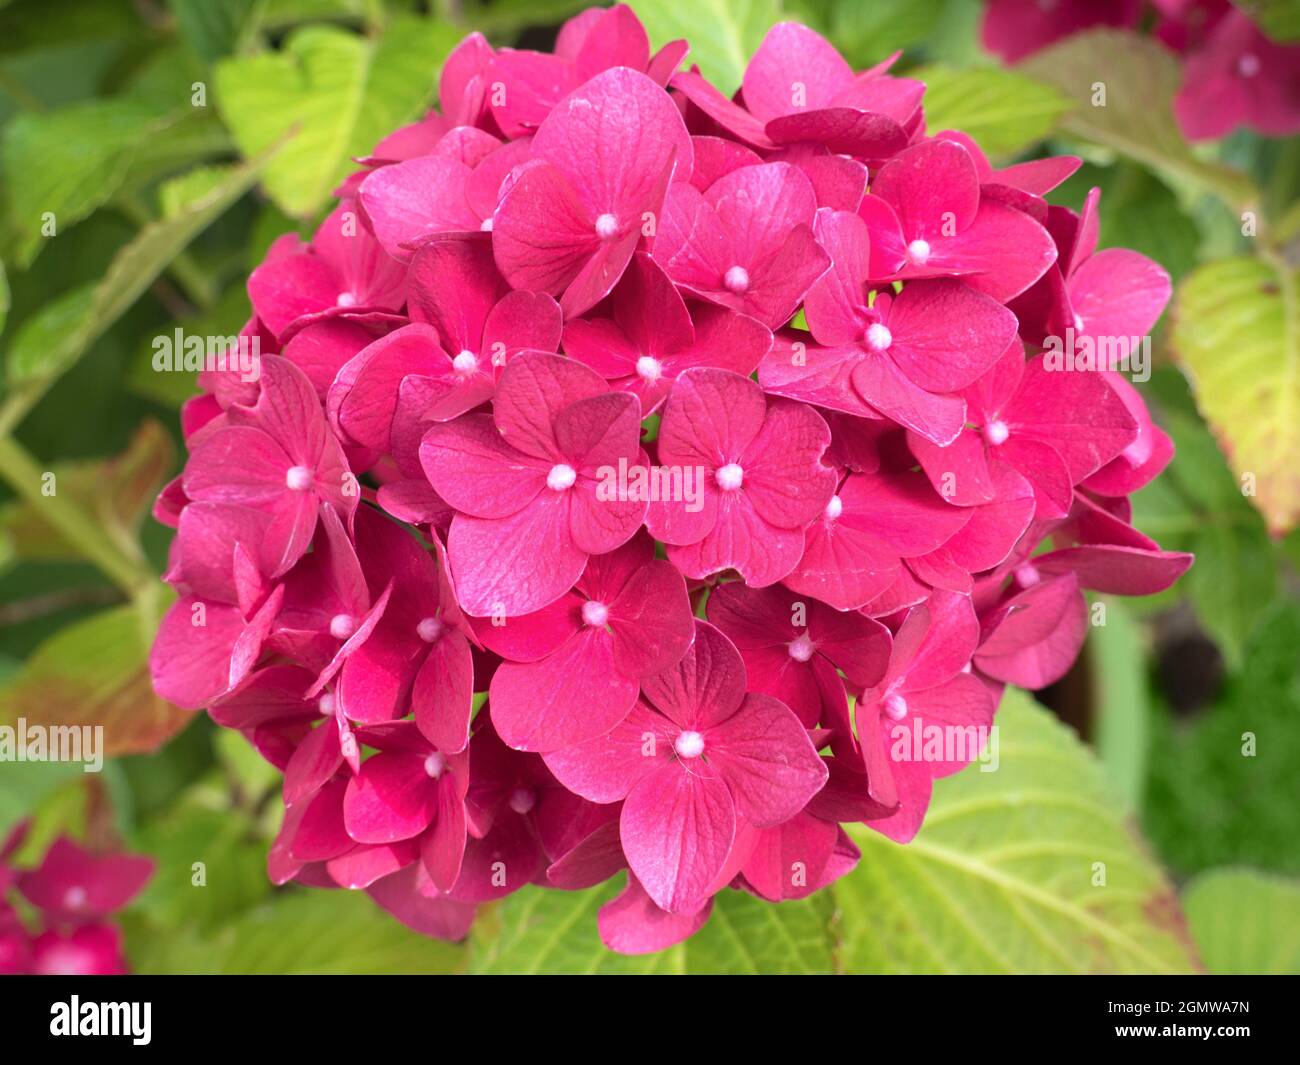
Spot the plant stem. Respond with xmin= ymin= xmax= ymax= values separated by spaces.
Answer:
xmin=0 ymin=433 xmax=152 ymax=596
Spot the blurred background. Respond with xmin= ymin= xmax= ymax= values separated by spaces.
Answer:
xmin=0 ymin=0 xmax=1296 ymax=974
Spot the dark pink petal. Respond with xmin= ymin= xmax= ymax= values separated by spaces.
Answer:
xmin=367 ymin=863 xmax=476 ymax=940
xmin=446 ymin=494 xmax=588 ymax=616
xmin=359 ymin=156 xmax=478 ymax=262
xmin=491 ymin=627 xmax=638 ymax=752
xmin=742 ymin=22 xmax=853 ymax=121
xmin=344 ymin=751 xmax=439 ymax=844
xmin=420 ymin=414 xmax=549 ymax=518
xmin=706 ymin=693 xmax=827 ymax=826
xmin=598 ymin=873 xmax=712 ymax=953
xmin=621 ymin=761 xmax=733 ymax=913
xmin=641 ymin=619 xmax=747 ymax=731
xmin=975 ymin=573 xmax=1087 ymax=688
xmin=18 ymin=839 xmax=153 ymax=922
xmin=543 ymin=700 xmax=673 ymax=803
xmin=412 ymin=631 xmax=474 ymax=753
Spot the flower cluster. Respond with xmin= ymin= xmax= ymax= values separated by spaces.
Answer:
xmin=0 ymin=826 xmax=154 ymax=975
xmin=981 ymin=0 xmax=1300 ymax=141
xmin=149 ymin=8 xmax=1191 ymax=953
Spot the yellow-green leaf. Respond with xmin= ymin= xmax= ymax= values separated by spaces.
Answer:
xmin=915 ymin=64 xmax=1072 ymax=160
xmin=1183 ymin=868 xmax=1300 ymax=974
xmin=1172 ymin=255 xmax=1299 ymax=535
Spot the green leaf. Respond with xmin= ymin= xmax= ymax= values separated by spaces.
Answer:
xmin=131 ymin=805 xmax=271 ymax=934
xmin=215 ymin=18 xmax=460 ymax=218
xmin=1171 ymin=254 xmax=1300 ymax=536
xmin=0 ymin=258 xmax=8 ymax=336
xmin=1143 ymin=602 xmax=1300 ymax=877
xmin=833 ymin=689 xmax=1199 ymax=973
xmin=0 ymin=591 xmax=191 ymax=759
xmin=914 ymin=64 xmax=1072 ymax=159
xmin=829 ymin=0 xmax=945 ymax=67
xmin=206 ymin=889 xmax=468 ymax=975
xmin=1 ymin=100 xmax=179 ymax=266
xmin=636 ymin=0 xmax=780 ymax=97
xmin=1183 ymin=868 xmax=1300 ymax=974
xmin=1020 ymin=30 xmax=1256 ymax=210
xmin=167 ymin=0 xmax=256 ymax=63
xmin=5 ymin=145 xmax=271 ymax=392
xmin=1089 ymin=597 xmax=1151 ymax=811
xmin=1131 ymin=407 xmax=1276 ymax=664
xmin=1241 ymin=0 xmax=1300 ymax=42
xmin=470 ymin=878 xmax=834 ymax=974
xmin=0 ymin=420 xmax=174 ymax=564
xmin=0 ymin=760 xmax=83 ymax=830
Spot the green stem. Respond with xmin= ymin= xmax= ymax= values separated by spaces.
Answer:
xmin=0 ymin=434 xmax=151 ymax=596
xmin=116 ymin=193 xmax=218 ymax=311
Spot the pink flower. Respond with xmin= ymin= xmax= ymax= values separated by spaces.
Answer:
xmin=545 ymin=621 xmax=827 ymax=912
xmin=486 ymin=534 xmax=695 ymax=752
xmin=653 ymin=162 xmax=831 ymax=328
xmin=782 ymin=469 xmax=971 ymax=611
xmin=1175 ymin=9 xmax=1300 ymax=139
xmin=421 ymin=351 xmax=646 ymax=616
xmin=562 ymin=252 xmax=773 ymax=413
xmin=647 ymin=367 xmax=837 ymax=586
xmin=706 ymin=581 xmax=891 ymax=726
xmin=908 ymin=347 xmax=1138 ymax=520
xmin=981 ymin=0 xmax=1141 ymax=62
xmin=248 ymin=205 xmax=406 ymax=340
xmin=858 ymin=138 xmax=1058 ymax=304
xmin=492 ymin=66 xmax=693 ymax=317
xmin=18 ymin=838 xmax=153 ymax=924
xmin=800 ymin=207 xmax=1018 ymax=444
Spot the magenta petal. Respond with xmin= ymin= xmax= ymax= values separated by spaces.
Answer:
xmin=367 ymin=863 xmax=475 ymax=940
xmin=490 ymin=627 xmax=638 ymax=752
xmin=344 ymin=751 xmax=439 ymax=844
xmin=620 ymin=761 xmax=734 ymax=913
xmin=851 ymin=352 xmax=967 ymax=446
xmin=975 ymin=574 xmax=1087 ymax=688
xmin=446 ymin=495 xmax=588 ymax=617
xmin=543 ymin=700 xmax=672 ymax=803
xmin=359 ymin=156 xmax=478 ymax=262
xmin=420 ymin=414 xmax=549 ymax=519
xmin=707 ymin=693 xmax=828 ymax=826
xmin=413 ymin=631 xmax=474 ymax=754
xmin=598 ymin=873 xmax=712 ymax=954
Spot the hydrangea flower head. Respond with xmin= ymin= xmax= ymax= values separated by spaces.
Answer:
xmin=150 ymin=5 xmax=1190 ymax=955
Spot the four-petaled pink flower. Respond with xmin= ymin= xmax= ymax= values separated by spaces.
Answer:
xmin=545 ymin=621 xmax=828 ymax=913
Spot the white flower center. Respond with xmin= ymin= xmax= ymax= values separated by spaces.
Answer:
xmin=635 ymin=355 xmax=662 ymax=381
xmin=723 ymin=265 xmax=750 ymax=293
xmin=788 ymin=633 xmax=815 ymax=662
xmin=547 ymin=463 xmax=577 ymax=491
xmin=675 ymin=730 xmax=705 ymax=759
xmin=509 ymin=788 xmax=536 ymax=814
xmin=285 ymin=465 xmax=314 ymax=491
xmin=424 ymin=752 xmax=447 ymax=778
xmin=417 ymin=616 xmax=444 ymax=643
xmin=64 ymin=886 xmax=88 ymax=910
xmin=884 ymin=694 xmax=908 ymax=721
xmin=715 ymin=463 xmax=744 ymax=491
xmin=864 ymin=322 xmax=892 ymax=352
xmin=329 ymin=614 xmax=356 ymax=640
xmin=480 ymin=217 xmax=494 ymax=232
xmin=595 ymin=213 xmax=619 ymax=240
xmin=453 ymin=350 xmax=478 ymax=374
xmin=906 ymin=239 xmax=931 ymax=265
xmin=582 ymin=600 xmax=610 ymax=627
xmin=1015 ymin=562 xmax=1042 ymax=588
xmin=1238 ymin=53 xmax=1261 ymax=78
xmin=318 ymin=693 xmax=336 ymax=717
xmin=824 ymin=495 xmax=844 ymax=520
xmin=336 ymin=291 xmax=358 ymax=308
xmin=983 ymin=420 xmax=1010 ymax=446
